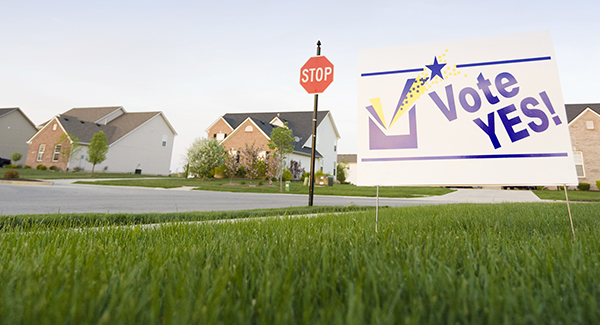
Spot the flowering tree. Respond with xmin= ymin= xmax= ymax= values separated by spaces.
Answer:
xmin=240 ymin=143 xmax=262 ymax=184
xmin=186 ymin=137 xmax=225 ymax=180
xmin=264 ymin=152 xmax=279 ymax=185
xmin=289 ymin=160 xmax=305 ymax=180
xmin=223 ymin=151 xmax=240 ymax=183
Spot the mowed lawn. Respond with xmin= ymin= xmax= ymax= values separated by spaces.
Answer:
xmin=1 ymin=167 xmax=169 ymax=179
xmin=74 ymin=177 xmax=454 ymax=198
xmin=1 ymin=203 xmax=599 ymax=324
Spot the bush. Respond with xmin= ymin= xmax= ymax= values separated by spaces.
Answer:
xmin=597 ymin=180 xmax=600 ymax=191
xmin=10 ymin=152 xmax=22 ymax=163
xmin=4 ymin=164 xmax=19 ymax=169
xmin=73 ymin=166 xmax=83 ymax=172
xmin=336 ymin=163 xmax=347 ymax=183
xmin=578 ymin=183 xmax=591 ymax=191
xmin=23 ymin=165 xmax=31 ymax=169
xmin=36 ymin=165 xmax=47 ymax=170
xmin=214 ymin=166 xmax=225 ymax=178
xmin=3 ymin=170 xmax=19 ymax=179
xmin=302 ymin=172 xmax=310 ymax=179
xmin=282 ymin=169 xmax=292 ymax=182
xmin=49 ymin=166 xmax=58 ymax=171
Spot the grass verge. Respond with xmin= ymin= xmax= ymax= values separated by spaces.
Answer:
xmin=74 ymin=178 xmax=454 ymax=198
xmin=0 ymin=203 xmax=598 ymax=323
xmin=1 ymin=167 xmax=171 ymax=179
xmin=0 ymin=205 xmax=376 ymax=231
xmin=533 ymin=189 xmax=600 ymax=201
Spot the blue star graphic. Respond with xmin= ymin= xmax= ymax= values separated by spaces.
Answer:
xmin=426 ymin=56 xmax=446 ymax=80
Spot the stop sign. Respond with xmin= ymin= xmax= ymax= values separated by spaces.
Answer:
xmin=300 ymin=56 xmax=334 ymax=94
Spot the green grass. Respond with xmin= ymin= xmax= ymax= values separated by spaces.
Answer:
xmin=0 ymin=205 xmax=375 ymax=230
xmin=1 ymin=167 xmax=172 ymax=179
xmin=1 ymin=203 xmax=599 ymax=324
xmin=74 ymin=177 xmax=454 ymax=198
xmin=533 ymin=189 xmax=600 ymax=201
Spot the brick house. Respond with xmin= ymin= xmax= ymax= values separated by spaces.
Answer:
xmin=566 ymin=103 xmax=600 ymax=190
xmin=26 ymin=106 xmax=177 ymax=175
xmin=206 ymin=111 xmax=340 ymax=176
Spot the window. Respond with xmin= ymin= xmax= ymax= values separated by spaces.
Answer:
xmin=334 ymin=145 xmax=337 ymax=152
xmin=52 ymin=124 xmax=57 ymax=131
xmin=216 ymin=133 xmax=225 ymax=141
xmin=37 ymin=144 xmax=46 ymax=161
xmin=162 ymin=135 xmax=168 ymax=147
xmin=245 ymin=125 xmax=253 ymax=132
xmin=52 ymin=145 xmax=61 ymax=161
xmin=574 ymin=151 xmax=585 ymax=177
xmin=333 ymin=162 xmax=336 ymax=176
xmin=586 ymin=121 xmax=595 ymax=130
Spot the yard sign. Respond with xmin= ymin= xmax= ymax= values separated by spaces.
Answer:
xmin=357 ymin=31 xmax=578 ymax=187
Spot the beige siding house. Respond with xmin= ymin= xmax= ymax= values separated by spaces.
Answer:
xmin=0 ymin=108 xmax=38 ymax=162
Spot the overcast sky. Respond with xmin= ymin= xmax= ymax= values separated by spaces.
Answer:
xmin=1 ymin=0 xmax=598 ymax=172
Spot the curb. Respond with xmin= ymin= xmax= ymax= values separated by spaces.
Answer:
xmin=0 ymin=180 xmax=54 ymax=186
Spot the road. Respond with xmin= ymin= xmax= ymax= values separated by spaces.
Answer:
xmin=0 ymin=180 xmax=541 ymax=216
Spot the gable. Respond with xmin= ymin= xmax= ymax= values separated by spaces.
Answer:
xmin=566 ymin=104 xmax=600 ymax=123
xmin=0 ymin=108 xmax=37 ymax=130
xmin=221 ymin=118 xmax=271 ymax=151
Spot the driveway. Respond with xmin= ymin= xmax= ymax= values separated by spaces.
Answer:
xmin=0 ymin=179 xmax=541 ymax=216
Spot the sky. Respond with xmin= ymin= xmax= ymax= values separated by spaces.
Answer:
xmin=1 ymin=0 xmax=599 ymax=173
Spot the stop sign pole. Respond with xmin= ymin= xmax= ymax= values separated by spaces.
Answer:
xmin=299 ymin=40 xmax=334 ymax=206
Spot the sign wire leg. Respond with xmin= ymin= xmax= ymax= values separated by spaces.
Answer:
xmin=564 ymin=184 xmax=575 ymax=238
xmin=376 ymin=185 xmax=379 ymax=233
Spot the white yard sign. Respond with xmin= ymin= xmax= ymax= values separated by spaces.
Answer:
xmin=357 ymin=31 xmax=578 ymax=187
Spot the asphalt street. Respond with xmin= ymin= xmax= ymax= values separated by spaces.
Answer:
xmin=0 ymin=180 xmax=541 ymax=216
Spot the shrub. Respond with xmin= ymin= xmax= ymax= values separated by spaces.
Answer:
xmin=302 ymin=172 xmax=310 ymax=179
xmin=336 ymin=163 xmax=348 ymax=183
xmin=49 ymin=166 xmax=58 ymax=171
xmin=3 ymin=170 xmax=19 ymax=179
xmin=73 ymin=166 xmax=83 ymax=172
xmin=282 ymin=169 xmax=292 ymax=182
xmin=258 ymin=181 xmax=263 ymax=186
xmin=578 ymin=183 xmax=591 ymax=191
xmin=10 ymin=152 xmax=22 ymax=163
xmin=214 ymin=166 xmax=225 ymax=178
xmin=23 ymin=165 xmax=31 ymax=169
xmin=4 ymin=164 xmax=18 ymax=169
xmin=36 ymin=165 xmax=47 ymax=170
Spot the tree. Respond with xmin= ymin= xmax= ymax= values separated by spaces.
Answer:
xmin=268 ymin=122 xmax=295 ymax=192
xmin=56 ymin=132 xmax=82 ymax=167
xmin=10 ymin=152 xmax=22 ymax=165
xmin=222 ymin=151 xmax=240 ymax=183
xmin=88 ymin=131 xmax=109 ymax=175
xmin=264 ymin=152 xmax=278 ymax=185
xmin=186 ymin=137 xmax=225 ymax=180
xmin=289 ymin=160 xmax=305 ymax=180
xmin=336 ymin=161 xmax=348 ymax=183
xmin=240 ymin=143 xmax=262 ymax=184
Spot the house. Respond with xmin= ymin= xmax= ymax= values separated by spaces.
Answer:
xmin=337 ymin=154 xmax=357 ymax=185
xmin=206 ymin=111 xmax=340 ymax=176
xmin=25 ymin=106 xmax=177 ymax=175
xmin=0 ymin=108 xmax=38 ymax=162
xmin=566 ymin=103 xmax=600 ymax=190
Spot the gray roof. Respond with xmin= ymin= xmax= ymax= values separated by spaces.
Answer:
xmin=565 ymin=103 xmax=600 ymax=123
xmin=222 ymin=111 xmax=330 ymax=158
xmin=59 ymin=115 xmax=117 ymax=144
xmin=337 ymin=154 xmax=357 ymax=163
xmin=55 ymin=108 xmax=161 ymax=145
xmin=62 ymin=106 xmax=123 ymax=122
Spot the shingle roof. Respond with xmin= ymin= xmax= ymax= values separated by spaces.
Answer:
xmin=565 ymin=104 xmax=600 ymax=123
xmin=222 ymin=111 xmax=330 ymax=158
xmin=59 ymin=115 xmax=117 ymax=144
xmin=62 ymin=106 xmax=123 ymax=122
xmin=337 ymin=154 xmax=357 ymax=163
xmin=55 ymin=108 xmax=161 ymax=145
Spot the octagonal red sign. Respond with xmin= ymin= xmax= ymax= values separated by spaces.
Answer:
xmin=300 ymin=56 xmax=334 ymax=94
